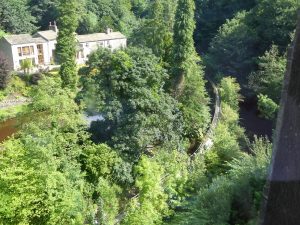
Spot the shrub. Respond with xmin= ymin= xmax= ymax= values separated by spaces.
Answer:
xmin=0 ymin=54 xmax=11 ymax=89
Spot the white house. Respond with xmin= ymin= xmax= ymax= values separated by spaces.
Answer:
xmin=0 ymin=23 xmax=127 ymax=71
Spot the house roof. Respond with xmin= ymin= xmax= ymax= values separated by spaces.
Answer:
xmin=3 ymin=30 xmax=126 ymax=45
xmin=36 ymin=30 xmax=57 ymax=41
xmin=77 ymin=32 xmax=126 ymax=43
xmin=4 ymin=34 xmax=47 ymax=45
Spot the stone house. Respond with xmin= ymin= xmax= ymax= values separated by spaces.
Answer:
xmin=0 ymin=22 xmax=127 ymax=71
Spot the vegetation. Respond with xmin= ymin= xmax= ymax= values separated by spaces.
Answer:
xmin=0 ymin=54 xmax=10 ymax=89
xmin=0 ymin=0 xmax=297 ymax=224
xmin=56 ymin=0 xmax=79 ymax=90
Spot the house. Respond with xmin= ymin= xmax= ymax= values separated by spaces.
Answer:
xmin=0 ymin=22 xmax=127 ymax=71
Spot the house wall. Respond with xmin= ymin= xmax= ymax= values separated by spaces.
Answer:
xmin=11 ymin=43 xmax=38 ymax=70
xmin=46 ymin=40 xmax=57 ymax=64
xmin=77 ymin=38 xmax=127 ymax=65
xmin=0 ymin=39 xmax=14 ymax=70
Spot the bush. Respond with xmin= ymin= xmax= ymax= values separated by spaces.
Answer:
xmin=257 ymin=94 xmax=279 ymax=120
xmin=0 ymin=53 xmax=11 ymax=89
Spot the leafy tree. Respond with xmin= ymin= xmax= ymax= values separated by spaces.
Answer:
xmin=0 ymin=29 xmax=5 ymax=38
xmin=257 ymin=94 xmax=279 ymax=120
xmin=20 ymin=58 xmax=33 ymax=74
xmin=0 ymin=53 xmax=10 ymax=89
xmin=219 ymin=76 xmax=242 ymax=111
xmin=0 ymin=76 xmax=91 ymax=224
xmin=205 ymin=11 xmax=258 ymax=82
xmin=56 ymin=0 xmax=79 ymax=90
xmin=247 ymin=0 xmax=299 ymax=53
xmin=194 ymin=0 xmax=256 ymax=52
xmin=80 ymin=0 xmax=138 ymax=36
xmin=172 ymin=0 xmax=197 ymax=97
xmin=169 ymin=137 xmax=271 ymax=225
xmin=249 ymin=45 xmax=286 ymax=103
xmin=28 ymin=0 xmax=59 ymax=30
xmin=130 ymin=0 xmax=176 ymax=62
xmin=122 ymin=156 xmax=168 ymax=225
xmin=179 ymin=62 xmax=210 ymax=146
xmin=95 ymin=178 xmax=122 ymax=225
xmin=81 ymin=47 xmax=182 ymax=160
xmin=0 ymin=0 xmax=36 ymax=33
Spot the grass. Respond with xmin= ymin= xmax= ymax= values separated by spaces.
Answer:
xmin=0 ymin=104 xmax=29 ymax=122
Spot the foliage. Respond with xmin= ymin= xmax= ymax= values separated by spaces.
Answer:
xmin=0 ymin=104 xmax=28 ymax=122
xmin=247 ymin=0 xmax=299 ymax=53
xmin=81 ymin=47 xmax=182 ymax=159
xmin=205 ymin=11 xmax=258 ymax=82
xmin=28 ymin=0 xmax=59 ymax=30
xmin=0 ymin=76 xmax=91 ymax=224
xmin=56 ymin=0 xmax=79 ymax=90
xmin=179 ymin=62 xmax=210 ymax=142
xmin=78 ymin=0 xmax=138 ymax=36
xmin=172 ymin=0 xmax=197 ymax=96
xmin=249 ymin=45 xmax=286 ymax=103
xmin=20 ymin=58 xmax=33 ymax=74
xmin=95 ymin=178 xmax=122 ymax=225
xmin=194 ymin=0 xmax=256 ymax=52
xmin=130 ymin=0 xmax=176 ymax=62
xmin=219 ymin=77 xmax=242 ymax=111
xmin=0 ymin=0 xmax=36 ymax=33
xmin=205 ymin=122 xmax=241 ymax=177
xmin=257 ymin=94 xmax=279 ymax=120
xmin=122 ymin=156 xmax=168 ymax=225
xmin=155 ymin=149 xmax=190 ymax=209
xmin=169 ymin=137 xmax=272 ymax=225
xmin=0 ymin=53 xmax=10 ymax=89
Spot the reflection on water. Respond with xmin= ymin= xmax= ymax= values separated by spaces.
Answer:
xmin=0 ymin=117 xmax=21 ymax=142
xmin=0 ymin=113 xmax=105 ymax=143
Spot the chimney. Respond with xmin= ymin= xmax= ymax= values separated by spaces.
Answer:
xmin=49 ymin=21 xmax=58 ymax=33
xmin=106 ymin=28 xmax=113 ymax=34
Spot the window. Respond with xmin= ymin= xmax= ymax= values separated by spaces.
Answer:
xmin=98 ymin=41 xmax=104 ymax=47
xmin=17 ymin=46 xmax=34 ymax=57
xmin=18 ymin=47 xmax=22 ymax=56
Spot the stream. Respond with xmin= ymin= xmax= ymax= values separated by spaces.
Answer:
xmin=0 ymin=113 xmax=104 ymax=143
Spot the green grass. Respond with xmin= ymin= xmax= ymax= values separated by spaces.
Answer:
xmin=0 ymin=104 xmax=29 ymax=122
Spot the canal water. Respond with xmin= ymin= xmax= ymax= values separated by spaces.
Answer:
xmin=239 ymin=97 xmax=274 ymax=139
xmin=0 ymin=113 xmax=104 ymax=143
xmin=0 ymin=117 xmax=20 ymax=142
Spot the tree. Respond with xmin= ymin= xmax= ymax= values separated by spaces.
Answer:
xmin=204 ymin=11 xmax=258 ymax=82
xmin=20 ymin=58 xmax=33 ymax=74
xmin=249 ymin=45 xmax=286 ymax=103
xmin=130 ymin=0 xmax=176 ymax=62
xmin=0 ymin=76 xmax=91 ymax=224
xmin=122 ymin=156 xmax=168 ymax=224
xmin=172 ymin=0 xmax=197 ymax=97
xmin=257 ymin=94 xmax=279 ymax=120
xmin=194 ymin=0 xmax=256 ymax=52
xmin=28 ymin=0 xmax=59 ymax=30
xmin=0 ymin=53 xmax=10 ymax=89
xmin=56 ymin=0 xmax=79 ymax=90
xmin=0 ymin=0 xmax=36 ymax=33
xmin=81 ymin=47 xmax=182 ymax=160
xmin=219 ymin=77 xmax=242 ymax=111
xmin=169 ymin=137 xmax=272 ymax=225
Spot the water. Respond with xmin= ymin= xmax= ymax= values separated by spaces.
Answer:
xmin=0 ymin=113 xmax=105 ymax=143
xmin=0 ymin=117 xmax=21 ymax=142
xmin=239 ymin=97 xmax=273 ymax=139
